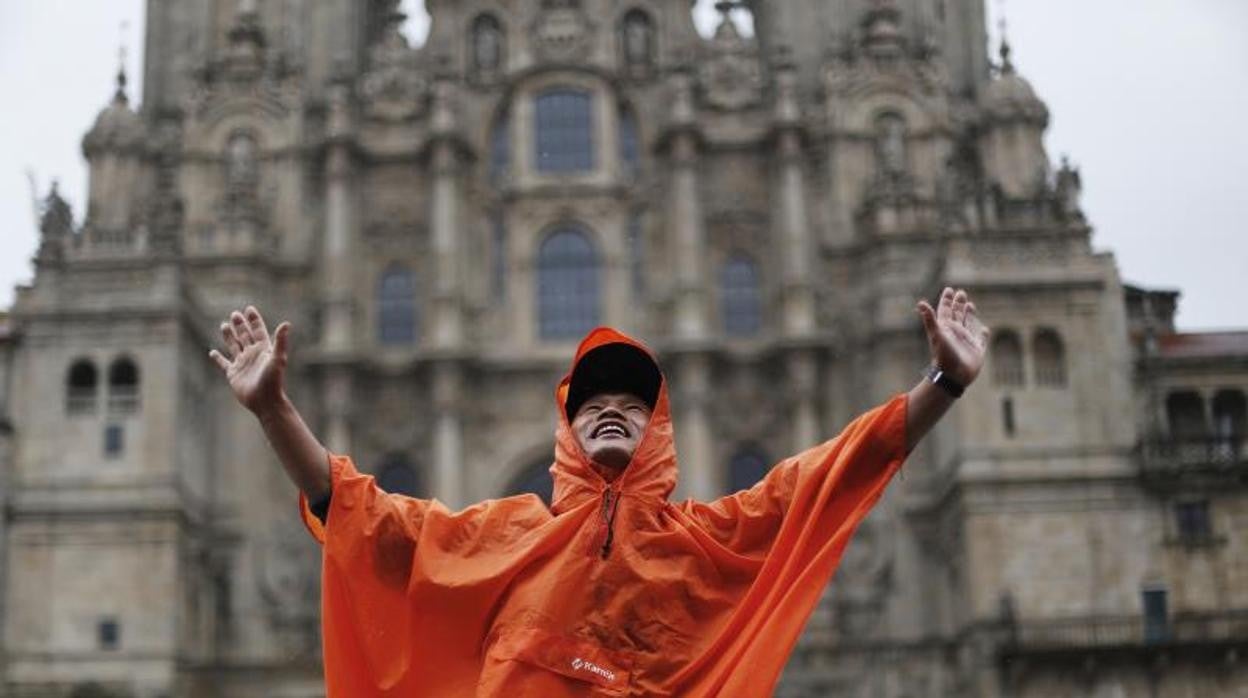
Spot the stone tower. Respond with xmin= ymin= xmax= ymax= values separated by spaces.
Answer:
xmin=1 ymin=1 xmax=1245 ymax=696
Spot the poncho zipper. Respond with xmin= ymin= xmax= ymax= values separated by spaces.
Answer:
xmin=591 ymin=487 xmax=621 ymax=559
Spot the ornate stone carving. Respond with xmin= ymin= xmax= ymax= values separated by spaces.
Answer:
xmin=532 ymin=1 xmax=593 ymax=63
xmin=358 ymin=8 xmax=427 ymax=122
xmin=698 ymin=11 xmax=763 ymax=111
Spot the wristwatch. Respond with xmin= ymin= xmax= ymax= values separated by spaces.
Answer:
xmin=925 ymin=364 xmax=965 ymax=398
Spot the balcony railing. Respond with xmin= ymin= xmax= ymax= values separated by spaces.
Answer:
xmin=1138 ymin=436 xmax=1248 ymax=487
xmin=1003 ymin=610 xmax=1248 ymax=658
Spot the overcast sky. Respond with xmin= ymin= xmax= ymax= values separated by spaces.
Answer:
xmin=1 ymin=1 xmax=1244 ymax=329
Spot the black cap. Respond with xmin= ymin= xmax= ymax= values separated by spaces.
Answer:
xmin=564 ymin=343 xmax=662 ymax=422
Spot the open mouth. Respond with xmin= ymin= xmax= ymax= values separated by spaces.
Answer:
xmin=592 ymin=422 xmax=629 ymax=439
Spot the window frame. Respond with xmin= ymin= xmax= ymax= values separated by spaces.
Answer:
xmin=536 ymin=226 xmax=601 ymax=341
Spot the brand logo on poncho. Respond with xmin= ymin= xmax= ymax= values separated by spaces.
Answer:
xmin=571 ymin=657 xmax=615 ymax=682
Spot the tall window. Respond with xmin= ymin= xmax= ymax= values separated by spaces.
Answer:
xmin=492 ymin=214 xmax=508 ymax=303
xmin=619 ymin=106 xmax=639 ymax=176
xmin=1212 ymin=390 xmax=1247 ymax=442
xmin=107 ymin=357 xmax=140 ymax=413
xmin=66 ymin=359 xmax=98 ymax=415
xmin=1142 ymin=587 xmax=1169 ymax=643
xmin=376 ymin=453 xmax=423 ymax=498
xmin=728 ymin=447 xmax=770 ymax=493
xmin=1166 ymin=391 xmax=1207 ymax=440
xmin=1032 ymin=329 xmax=1067 ymax=386
xmin=537 ymin=228 xmax=600 ymax=339
xmin=721 ymin=254 xmax=762 ymax=337
xmin=535 ymin=89 xmax=594 ymax=173
xmin=991 ymin=331 xmax=1024 ymax=387
xmin=378 ymin=265 xmax=418 ymax=345
xmin=490 ymin=109 xmax=510 ymax=184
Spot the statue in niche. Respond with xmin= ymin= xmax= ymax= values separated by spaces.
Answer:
xmin=622 ymin=11 xmax=653 ymax=66
xmin=875 ymin=113 xmax=907 ymax=175
xmin=225 ymin=131 xmax=258 ymax=193
xmin=473 ymin=16 xmax=503 ymax=73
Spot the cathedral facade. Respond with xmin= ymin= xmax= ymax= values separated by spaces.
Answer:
xmin=1 ymin=0 xmax=1246 ymax=696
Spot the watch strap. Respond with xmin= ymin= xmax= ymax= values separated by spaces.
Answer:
xmin=925 ymin=364 xmax=965 ymax=398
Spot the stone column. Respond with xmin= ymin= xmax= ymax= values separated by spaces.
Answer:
xmin=432 ymin=363 xmax=464 ymax=508
xmin=667 ymin=70 xmax=708 ymax=341
xmin=322 ymin=79 xmax=356 ymax=353
xmin=773 ymin=62 xmax=816 ymax=337
xmin=323 ymin=368 xmax=353 ymax=455
xmin=788 ymin=350 xmax=820 ymax=451
xmin=675 ymin=353 xmax=716 ymax=500
xmin=428 ymin=78 xmax=464 ymax=349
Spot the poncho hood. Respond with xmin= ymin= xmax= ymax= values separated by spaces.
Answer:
xmin=550 ymin=327 xmax=676 ymax=514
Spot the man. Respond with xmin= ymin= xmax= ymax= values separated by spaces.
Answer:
xmin=209 ymin=287 xmax=988 ymax=696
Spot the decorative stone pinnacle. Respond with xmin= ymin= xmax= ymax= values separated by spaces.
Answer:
xmin=114 ymin=21 xmax=129 ymax=104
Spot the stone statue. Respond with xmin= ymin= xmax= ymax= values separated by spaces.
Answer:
xmin=225 ymin=132 xmax=258 ymax=191
xmin=623 ymin=12 xmax=652 ymax=66
xmin=474 ymin=17 xmax=502 ymax=72
xmin=875 ymin=113 xmax=907 ymax=175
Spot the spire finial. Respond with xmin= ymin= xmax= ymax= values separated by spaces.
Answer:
xmin=114 ymin=20 xmax=130 ymax=103
xmin=996 ymin=0 xmax=1014 ymax=73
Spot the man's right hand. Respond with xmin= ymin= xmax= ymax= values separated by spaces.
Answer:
xmin=209 ymin=306 xmax=292 ymax=417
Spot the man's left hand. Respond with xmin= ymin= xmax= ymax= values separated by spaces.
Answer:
xmin=917 ymin=287 xmax=991 ymax=387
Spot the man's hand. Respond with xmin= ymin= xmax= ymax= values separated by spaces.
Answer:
xmin=209 ymin=305 xmax=292 ymax=417
xmin=209 ymin=305 xmax=330 ymax=501
xmin=916 ymin=287 xmax=990 ymax=387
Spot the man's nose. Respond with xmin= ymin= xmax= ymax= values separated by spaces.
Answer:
xmin=597 ymin=405 xmax=625 ymax=420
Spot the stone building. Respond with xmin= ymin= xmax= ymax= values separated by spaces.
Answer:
xmin=1 ymin=0 xmax=1245 ymax=696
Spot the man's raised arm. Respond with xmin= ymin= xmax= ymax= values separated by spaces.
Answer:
xmin=209 ymin=306 xmax=331 ymax=502
xmin=905 ymin=287 xmax=991 ymax=451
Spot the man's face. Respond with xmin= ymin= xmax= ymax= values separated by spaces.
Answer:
xmin=571 ymin=392 xmax=652 ymax=470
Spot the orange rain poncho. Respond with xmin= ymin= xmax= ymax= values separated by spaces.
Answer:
xmin=300 ymin=328 xmax=908 ymax=696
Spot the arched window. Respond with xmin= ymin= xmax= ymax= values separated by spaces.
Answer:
xmin=874 ymin=112 xmax=907 ymax=176
xmin=1032 ymin=329 xmax=1067 ymax=386
xmin=618 ymin=106 xmax=639 ymax=176
xmin=505 ymin=452 xmax=555 ymax=506
xmin=728 ymin=446 xmax=771 ymax=493
xmin=1166 ymin=391 xmax=1207 ymax=440
xmin=720 ymin=254 xmax=762 ymax=337
xmin=471 ymin=14 xmax=504 ymax=73
xmin=489 ymin=108 xmax=510 ymax=185
xmin=107 ymin=357 xmax=140 ymax=413
xmin=66 ymin=359 xmax=98 ymax=415
xmin=537 ymin=228 xmax=600 ymax=340
xmin=535 ymin=89 xmax=595 ymax=173
xmin=991 ymin=330 xmax=1024 ymax=387
xmin=1211 ymin=390 xmax=1246 ymax=442
xmin=375 ymin=453 xmax=423 ymax=498
xmin=621 ymin=9 xmax=655 ymax=67
xmin=378 ymin=265 xmax=418 ymax=345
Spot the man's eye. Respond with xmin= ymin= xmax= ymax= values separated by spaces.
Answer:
xmin=627 ymin=405 xmax=645 ymax=412
xmin=584 ymin=405 xmax=602 ymax=413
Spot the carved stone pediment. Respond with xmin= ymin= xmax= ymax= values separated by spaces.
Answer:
xmin=532 ymin=3 xmax=593 ymax=63
xmin=698 ymin=19 xmax=763 ymax=111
